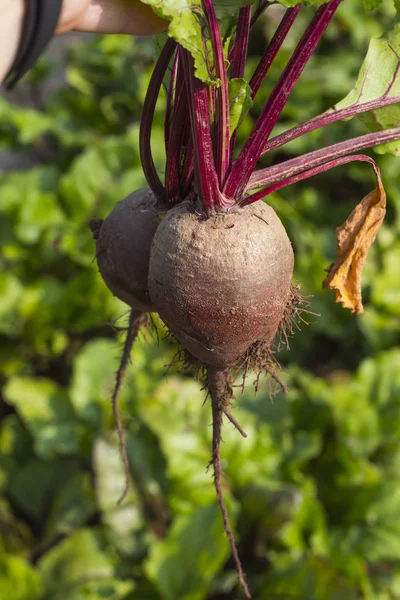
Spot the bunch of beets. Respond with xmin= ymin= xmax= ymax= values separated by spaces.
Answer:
xmin=90 ymin=1 xmax=400 ymax=596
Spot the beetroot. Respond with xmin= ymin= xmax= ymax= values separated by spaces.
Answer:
xmin=90 ymin=187 xmax=160 ymax=503
xmin=149 ymin=200 xmax=294 ymax=368
xmin=92 ymin=187 xmax=160 ymax=312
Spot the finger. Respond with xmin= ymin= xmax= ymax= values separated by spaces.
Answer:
xmin=59 ymin=0 xmax=167 ymax=35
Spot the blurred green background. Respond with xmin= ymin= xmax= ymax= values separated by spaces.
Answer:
xmin=1 ymin=2 xmax=400 ymax=599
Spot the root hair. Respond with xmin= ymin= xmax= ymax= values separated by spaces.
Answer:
xmin=207 ymin=367 xmax=251 ymax=599
xmin=112 ymin=309 xmax=148 ymax=505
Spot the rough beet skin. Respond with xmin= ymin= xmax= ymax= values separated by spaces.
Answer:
xmin=93 ymin=187 xmax=161 ymax=311
xmin=148 ymin=200 xmax=294 ymax=368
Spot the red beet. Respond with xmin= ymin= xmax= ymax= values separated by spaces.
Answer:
xmin=148 ymin=200 xmax=294 ymax=368
xmin=92 ymin=187 xmax=161 ymax=311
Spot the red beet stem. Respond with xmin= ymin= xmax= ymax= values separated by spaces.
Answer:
xmin=261 ymin=95 xmax=400 ymax=157
xmin=246 ymin=126 xmax=400 ymax=193
xmin=249 ymin=5 xmax=301 ymax=100
xmin=223 ymin=0 xmax=342 ymax=202
xmin=203 ymin=0 xmax=231 ymax=186
xmin=182 ymin=50 xmax=226 ymax=213
xmin=140 ymin=38 xmax=176 ymax=201
xmin=229 ymin=5 xmax=252 ymax=161
xmin=164 ymin=50 xmax=179 ymax=153
xmin=244 ymin=154 xmax=378 ymax=205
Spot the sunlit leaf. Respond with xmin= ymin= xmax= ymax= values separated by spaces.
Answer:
xmin=4 ymin=377 xmax=81 ymax=458
xmin=334 ymin=24 xmax=400 ymax=155
xmin=0 ymin=555 xmax=42 ymax=600
xmin=146 ymin=502 xmax=234 ymax=600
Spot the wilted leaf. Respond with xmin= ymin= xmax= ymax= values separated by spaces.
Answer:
xmin=323 ymin=165 xmax=386 ymax=314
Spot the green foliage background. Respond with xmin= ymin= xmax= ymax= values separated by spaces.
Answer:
xmin=1 ymin=2 xmax=400 ymax=599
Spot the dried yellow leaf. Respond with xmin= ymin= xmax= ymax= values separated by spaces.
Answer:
xmin=323 ymin=168 xmax=386 ymax=315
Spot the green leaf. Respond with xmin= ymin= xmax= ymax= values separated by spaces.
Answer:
xmin=261 ymin=554 xmax=358 ymax=600
xmin=45 ymin=473 xmax=97 ymax=540
xmin=138 ymin=377 xmax=216 ymax=510
xmin=70 ymin=338 xmax=119 ymax=426
xmin=140 ymin=1 xmax=256 ymax=83
xmin=4 ymin=377 xmax=81 ymax=459
xmin=228 ymin=78 xmax=253 ymax=136
xmin=275 ymin=0 xmax=332 ymax=6
xmin=0 ymin=98 xmax=52 ymax=143
xmin=93 ymin=439 xmax=144 ymax=556
xmin=334 ymin=24 xmax=400 ymax=155
xmin=0 ymin=272 xmax=23 ymax=335
xmin=145 ymin=502 xmax=234 ymax=600
xmin=0 ymin=414 xmax=32 ymax=493
xmin=0 ymin=555 xmax=42 ymax=600
xmin=140 ymin=0 xmax=210 ymax=83
xmin=39 ymin=528 xmax=134 ymax=600
xmin=362 ymin=0 xmax=384 ymax=9
xmin=9 ymin=458 xmax=81 ymax=523
xmin=0 ymin=499 xmax=33 ymax=554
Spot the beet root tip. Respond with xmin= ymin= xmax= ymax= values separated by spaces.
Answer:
xmin=207 ymin=367 xmax=251 ymax=599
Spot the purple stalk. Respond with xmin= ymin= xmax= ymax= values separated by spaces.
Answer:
xmin=261 ymin=95 xmax=400 ymax=157
xmin=243 ymin=154 xmax=377 ymax=205
xmin=165 ymin=59 xmax=189 ymax=204
xmin=230 ymin=5 xmax=252 ymax=80
xmin=223 ymin=0 xmax=342 ymax=202
xmin=164 ymin=50 xmax=179 ymax=153
xmin=182 ymin=50 xmax=221 ymax=213
xmin=204 ymin=0 xmax=230 ymax=185
xmin=180 ymin=136 xmax=194 ymax=198
xmin=249 ymin=5 xmax=301 ymax=100
xmin=247 ymin=126 xmax=400 ymax=191
xmin=230 ymin=5 xmax=252 ymax=160
xmin=140 ymin=38 xmax=176 ymax=201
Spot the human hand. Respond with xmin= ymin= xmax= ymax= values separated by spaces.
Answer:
xmin=57 ymin=0 xmax=168 ymax=35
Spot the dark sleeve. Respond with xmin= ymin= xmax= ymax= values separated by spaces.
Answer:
xmin=5 ymin=0 xmax=63 ymax=89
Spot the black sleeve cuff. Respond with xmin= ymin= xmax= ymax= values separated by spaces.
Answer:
xmin=5 ymin=0 xmax=63 ymax=89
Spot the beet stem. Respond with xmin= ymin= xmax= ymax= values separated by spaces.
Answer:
xmin=140 ymin=38 xmax=176 ymax=201
xmin=245 ymin=154 xmax=378 ymax=204
xmin=261 ymin=95 xmax=400 ymax=157
xmin=204 ymin=0 xmax=231 ymax=186
xmin=245 ymin=126 xmax=400 ymax=195
xmin=182 ymin=50 xmax=223 ymax=213
xmin=165 ymin=55 xmax=190 ymax=204
xmin=249 ymin=6 xmax=301 ymax=100
xmin=164 ymin=50 xmax=179 ymax=154
xmin=180 ymin=134 xmax=194 ymax=199
xmin=207 ymin=367 xmax=251 ymax=599
xmin=224 ymin=0 xmax=342 ymax=202
xmin=113 ymin=310 xmax=147 ymax=505
xmin=229 ymin=5 xmax=252 ymax=161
